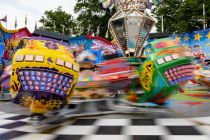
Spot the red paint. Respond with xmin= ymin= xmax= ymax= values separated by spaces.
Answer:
xmin=180 ymin=101 xmax=203 ymax=105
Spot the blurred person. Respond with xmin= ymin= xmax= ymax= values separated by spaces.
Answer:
xmin=200 ymin=54 xmax=205 ymax=65
xmin=194 ymin=45 xmax=206 ymax=64
xmin=188 ymin=47 xmax=193 ymax=53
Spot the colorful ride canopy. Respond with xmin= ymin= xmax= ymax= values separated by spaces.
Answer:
xmin=0 ymin=22 xmax=31 ymax=60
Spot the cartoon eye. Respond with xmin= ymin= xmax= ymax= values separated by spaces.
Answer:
xmin=25 ymin=55 xmax=34 ymax=62
xmin=56 ymin=59 xmax=64 ymax=66
xmin=156 ymin=58 xmax=165 ymax=65
xmin=16 ymin=55 xmax=24 ymax=62
xmin=164 ymin=56 xmax=172 ymax=62
xmin=35 ymin=55 xmax=44 ymax=62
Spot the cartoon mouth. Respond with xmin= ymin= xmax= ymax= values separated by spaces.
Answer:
xmin=164 ymin=64 xmax=195 ymax=85
xmin=17 ymin=68 xmax=74 ymax=97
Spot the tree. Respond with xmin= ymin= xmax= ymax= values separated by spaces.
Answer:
xmin=39 ymin=6 xmax=76 ymax=35
xmin=74 ymin=0 xmax=115 ymax=39
xmin=153 ymin=0 xmax=210 ymax=34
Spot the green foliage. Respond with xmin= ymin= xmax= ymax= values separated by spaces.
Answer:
xmin=74 ymin=0 xmax=115 ymax=39
xmin=39 ymin=6 xmax=76 ymax=35
xmin=153 ymin=0 xmax=210 ymax=34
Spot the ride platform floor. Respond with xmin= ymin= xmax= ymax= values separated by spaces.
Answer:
xmin=0 ymin=93 xmax=210 ymax=140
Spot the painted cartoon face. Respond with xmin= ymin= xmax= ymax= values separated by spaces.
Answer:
xmin=195 ymin=46 xmax=199 ymax=51
xmin=10 ymin=38 xmax=80 ymax=113
xmin=139 ymin=38 xmax=195 ymax=104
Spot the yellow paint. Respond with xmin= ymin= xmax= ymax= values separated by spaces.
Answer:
xmin=0 ymin=21 xmax=20 ymax=33
xmin=30 ymin=99 xmax=48 ymax=114
xmin=184 ymin=36 xmax=189 ymax=42
xmin=194 ymin=33 xmax=202 ymax=41
xmin=47 ymin=100 xmax=63 ymax=110
xmin=206 ymin=31 xmax=210 ymax=40
xmin=140 ymin=61 xmax=154 ymax=92
xmin=206 ymin=43 xmax=210 ymax=46
xmin=175 ymin=36 xmax=181 ymax=42
xmin=20 ymin=96 xmax=33 ymax=108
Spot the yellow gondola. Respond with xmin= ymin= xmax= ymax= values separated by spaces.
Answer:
xmin=10 ymin=37 xmax=79 ymax=118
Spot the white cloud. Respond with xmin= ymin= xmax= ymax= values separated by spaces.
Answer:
xmin=0 ymin=0 xmax=157 ymax=34
xmin=0 ymin=0 xmax=77 ymax=32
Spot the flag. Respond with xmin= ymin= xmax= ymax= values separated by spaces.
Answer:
xmin=0 ymin=15 xmax=7 ymax=22
xmin=96 ymin=26 xmax=100 ymax=36
xmin=34 ymin=20 xmax=37 ymax=29
xmin=14 ymin=16 xmax=17 ymax=28
xmin=25 ymin=14 xmax=27 ymax=26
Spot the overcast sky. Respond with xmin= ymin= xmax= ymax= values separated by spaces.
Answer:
xmin=0 ymin=0 xmax=156 ymax=33
xmin=0 ymin=0 xmax=77 ymax=32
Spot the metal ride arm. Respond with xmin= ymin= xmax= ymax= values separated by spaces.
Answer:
xmin=32 ymin=97 xmax=169 ymax=126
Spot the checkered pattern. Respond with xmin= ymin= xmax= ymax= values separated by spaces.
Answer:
xmin=0 ymin=111 xmax=210 ymax=140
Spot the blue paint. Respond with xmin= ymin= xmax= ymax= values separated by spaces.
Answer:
xmin=171 ymin=28 xmax=210 ymax=59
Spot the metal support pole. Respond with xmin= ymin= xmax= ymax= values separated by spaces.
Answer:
xmin=203 ymin=3 xmax=206 ymax=30
xmin=161 ymin=16 xmax=164 ymax=32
